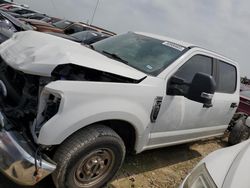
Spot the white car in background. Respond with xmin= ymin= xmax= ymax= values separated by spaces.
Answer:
xmin=180 ymin=140 xmax=250 ymax=188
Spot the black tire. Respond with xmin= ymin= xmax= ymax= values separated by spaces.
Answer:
xmin=52 ymin=125 xmax=126 ymax=188
xmin=228 ymin=118 xmax=250 ymax=145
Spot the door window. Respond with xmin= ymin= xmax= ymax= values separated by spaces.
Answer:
xmin=216 ymin=61 xmax=237 ymax=93
xmin=174 ymin=55 xmax=213 ymax=83
xmin=169 ymin=55 xmax=213 ymax=95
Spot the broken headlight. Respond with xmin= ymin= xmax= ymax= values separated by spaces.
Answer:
xmin=183 ymin=163 xmax=217 ymax=188
xmin=42 ymin=93 xmax=61 ymax=122
xmin=34 ymin=91 xmax=61 ymax=133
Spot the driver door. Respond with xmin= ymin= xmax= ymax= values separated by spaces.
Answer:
xmin=148 ymin=54 xmax=229 ymax=148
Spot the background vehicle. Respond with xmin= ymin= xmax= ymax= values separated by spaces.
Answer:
xmin=0 ymin=10 xmax=32 ymax=43
xmin=0 ymin=10 xmax=33 ymax=31
xmin=3 ymin=7 xmax=35 ymax=15
xmin=0 ymin=31 xmax=244 ymax=188
xmin=237 ymin=90 xmax=250 ymax=115
xmin=0 ymin=13 xmax=17 ymax=32
xmin=0 ymin=28 xmax=13 ymax=43
xmin=0 ymin=4 xmax=23 ymax=10
xmin=48 ymin=30 xmax=110 ymax=44
xmin=19 ymin=18 xmax=64 ymax=33
xmin=52 ymin=19 xmax=73 ymax=30
xmin=180 ymin=139 xmax=250 ymax=188
xmin=53 ymin=20 xmax=116 ymax=35
xmin=41 ymin=16 xmax=61 ymax=24
xmin=19 ymin=13 xmax=49 ymax=20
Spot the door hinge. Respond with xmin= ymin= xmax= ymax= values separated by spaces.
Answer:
xmin=150 ymin=96 xmax=163 ymax=123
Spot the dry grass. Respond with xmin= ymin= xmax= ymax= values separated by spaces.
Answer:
xmin=0 ymin=137 xmax=227 ymax=188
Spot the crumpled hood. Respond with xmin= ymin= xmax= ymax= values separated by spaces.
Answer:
xmin=0 ymin=31 xmax=146 ymax=80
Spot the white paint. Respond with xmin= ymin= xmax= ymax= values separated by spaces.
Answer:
xmin=181 ymin=140 xmax=250 ymax=188
xmin=0 ymin=31 xmax=240 ymax=154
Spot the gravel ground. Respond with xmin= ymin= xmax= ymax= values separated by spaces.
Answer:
xmin=0 ymin=137 xmax=227 ymax=188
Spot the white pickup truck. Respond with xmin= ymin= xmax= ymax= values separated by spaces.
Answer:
xmin=0 ymin=31 xmax=244 ymax=188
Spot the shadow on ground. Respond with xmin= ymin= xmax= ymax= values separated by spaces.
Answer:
xmin=0 ymin=138 xmax=227 ymax=188
xmin=114 ymin=138 xmax=226 ymax=179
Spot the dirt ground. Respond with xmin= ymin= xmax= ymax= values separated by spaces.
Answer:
xmin=0 ymin=137 xmax=227 ymax=188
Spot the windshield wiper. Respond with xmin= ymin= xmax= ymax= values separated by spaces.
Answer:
xmin=102 ymin=50 xmax=128 ymax=64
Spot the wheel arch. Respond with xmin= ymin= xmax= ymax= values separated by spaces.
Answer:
xmin=38 ymin=110 xmax=149 ymax=153
xmin=94 ymin=119 xmax=137 ymax=153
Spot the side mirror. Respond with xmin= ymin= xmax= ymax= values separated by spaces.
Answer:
xmin=187 ymin=73 xmax=216 ymax=107
xmin=167 ymin=76 xmax=187 ymax=95
xmin=170 ymin=76 xmax=185 ymax=85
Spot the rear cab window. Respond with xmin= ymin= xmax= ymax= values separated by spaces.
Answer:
xmin=216 ymin=60 xmax=237 ymax=93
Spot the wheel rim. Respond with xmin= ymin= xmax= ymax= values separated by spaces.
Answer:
xmin=74 ymin=148 xmax=115 ymax=187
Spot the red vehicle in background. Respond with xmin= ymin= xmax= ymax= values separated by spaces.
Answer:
xmin=237 ymin=90 xmax=250 ymax=115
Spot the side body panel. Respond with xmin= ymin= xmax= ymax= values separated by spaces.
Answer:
xmin=37 ymin=78 xmax=165 ymax=153
xmin=147 ymin=48 xmax=239 ymax=150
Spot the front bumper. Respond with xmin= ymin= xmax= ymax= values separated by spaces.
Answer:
xmin=0 ymin=112 xmax=56 ymax=186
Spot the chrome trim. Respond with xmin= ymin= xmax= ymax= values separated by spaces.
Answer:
xmin=0 ymin=112 xmax=56 ymax=186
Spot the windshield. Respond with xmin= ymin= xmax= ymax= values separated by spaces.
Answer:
xmin=92 ymin=32 xmax=187 ymax=76
xmin=71 ymin=31 xmax=101 ymax=41
xmin=53 ymin=20 xmax=73 ymax=29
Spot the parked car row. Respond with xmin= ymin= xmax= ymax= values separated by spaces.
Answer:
xmin=48 ymin=30 xmax=110 ymax=44
xmin=0 ymin=1 xmax=115 ymax=45
xmin=0 ymin=9 xmax=33 ymax=43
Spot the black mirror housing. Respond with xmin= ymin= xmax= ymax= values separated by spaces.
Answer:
xmin=187 ymin=73 xmax=216 ymax=106
xmin=169 ymin=76 xmax=185 ymax=85
xmin=167 ymin=76 xmax=187 ymax=95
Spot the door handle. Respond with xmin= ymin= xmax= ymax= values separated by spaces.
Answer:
xmin=230 ymin=103 xmax=238 ymax=108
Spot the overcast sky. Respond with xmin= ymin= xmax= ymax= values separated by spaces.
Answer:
xmin=12 ymin=0 xmax=250 ymax=77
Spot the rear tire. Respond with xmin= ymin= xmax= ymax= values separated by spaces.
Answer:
xmin=52 ymin=125 xmax=125 ymax=188
xmin=228 ymin=117 xmax=250 ymax=145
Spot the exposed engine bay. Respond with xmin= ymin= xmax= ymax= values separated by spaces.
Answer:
xmin=0 ymin=58 xmax=140 ymax=135
xmin=0 ymin=57 xmax=40 ymax=130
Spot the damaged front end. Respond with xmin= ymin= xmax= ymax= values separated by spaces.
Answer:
xmin=0 ymin=56 xmax=40 ymax=128
xmin=0 ymin=57 xmax=57 ymax=185
xmin=0 ymin=31 xmax=148 ymax=186
xmin=0 ymin=113 xmax=56 ymax=186
xmin=0 ymin=54 xmax=143 ymax=185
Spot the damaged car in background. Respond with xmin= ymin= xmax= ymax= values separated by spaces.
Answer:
xmin=0 ymin=10 xmax=33 ymax=43
xmin=0 ymin=30 xmax=247 ymax=188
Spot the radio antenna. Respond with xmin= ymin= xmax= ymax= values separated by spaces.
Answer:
xmin=90 ymin=0 xmax=100 ymax=25
xmin=50 ymin=0 xmax=60 ymax=18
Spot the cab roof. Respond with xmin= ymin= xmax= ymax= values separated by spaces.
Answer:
xmin=135 ymin=32 xmax=194 ymax=48
xmin=135 ymin=31 xmax=237 ymax=65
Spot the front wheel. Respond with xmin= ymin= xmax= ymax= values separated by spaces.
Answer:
xmin=52 ymin=125 xmax=125 ymax=188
